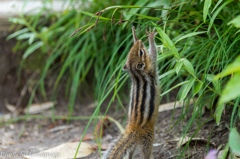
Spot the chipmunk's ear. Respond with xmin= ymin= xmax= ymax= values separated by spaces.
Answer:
xmin=136 ymin=63 xmax=145 ymax=70
xmin=132 ymin=26 xmax=138 ymax=44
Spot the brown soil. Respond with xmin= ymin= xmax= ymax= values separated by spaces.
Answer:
xmin=0 ymin=31 xmax=230 ymax=159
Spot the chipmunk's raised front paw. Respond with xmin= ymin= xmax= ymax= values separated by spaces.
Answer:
xmin=132 ymin=26 xmax=139 ymax=43
xmin=145 ymin=26 xmax=157 ymax=38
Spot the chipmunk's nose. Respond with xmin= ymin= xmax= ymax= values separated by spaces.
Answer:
xmin=122 ymin=64 xmax=128 ymax=71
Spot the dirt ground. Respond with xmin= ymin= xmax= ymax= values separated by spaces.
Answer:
xmin=0 ymin=31 xmax=231 ymax=159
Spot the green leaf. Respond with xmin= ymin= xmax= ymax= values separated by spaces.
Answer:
xmin=175 ymin=60 xmax=183 ymax=75
xmin=193 ymin=82 xmax=203 ymax=95
xmin=8 ymin=17 xmax=25 ymax=25
xmin=158 ymin=69 xmax=175 ymax=80
xmin=180 ymin=58 xmax=195 ymax=76
xmin=123 ymin=0 xmax=148 ymax=28
xmin=206 ymin=74 xmax=220 ymax=92
xmin=16 ymin=33 xmax=35 ymax=40
xmin=228 ymin=15 xmax=240 ymax=28
xmin=219 ymin=143 xmax=229 ymax=159
xmin=211 ymin=0 xmax=223 ymax=13
xmin=229 ymin=128 xmax=240 ymax=155
xmin=214 ymin=56 xmax=240 ymax=80
xmin=174 ymin=31 xmax=207 ymax=45
xmin=6 ymin=28 xmax=29 ymax=40
xmin=219 ymin=73 xmax=240 ymax=105
xmin=215 ymin=73 xmax=240 ymax=125
xmin=153 ymin=22 xmax=179 ymax=58
xmin=208 ymin=0 xmax=234 ymax=33
xmin=28 ymin=33 xmax=36 ymax=45
xmin=161 ymin=81 xmax=189 ymax=96
xmin=77 ymin=10 xmax=111 ymax=21
xmin=157 ymin=53 xmax=173 ymax=61
xmin=214 ymin=103 xmax=224 ymax=125
xmin=203 ymin=0 xmax=212 ymax=23
xmin=179 ymin=78 xmax=195 ymax=102
xmin=126 ymin=12 xmax=160 ymax=20
xmin=23 ymin=41 xmax=44 ymax=59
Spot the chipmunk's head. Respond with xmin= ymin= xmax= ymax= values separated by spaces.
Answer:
xmin=123 ymin=40 xmax=152 ymax=73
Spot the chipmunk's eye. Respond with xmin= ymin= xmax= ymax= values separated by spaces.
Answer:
xmin=139 ymin=49 xmax=144 ymax=56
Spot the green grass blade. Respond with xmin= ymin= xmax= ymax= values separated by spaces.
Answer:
xmin=23 ymin=41 xmax=43 ymax=59
xmin=203 ymin=0 xmax=212 ymax=23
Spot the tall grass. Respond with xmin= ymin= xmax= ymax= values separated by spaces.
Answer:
xmin=7 ymin=0 xmax=240 ymax=158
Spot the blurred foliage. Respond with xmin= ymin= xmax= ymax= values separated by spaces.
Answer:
xmin=229 ymin=128 xmax=240 ymax=156
xmin=7 ymin=0 xmax=240 ymax=158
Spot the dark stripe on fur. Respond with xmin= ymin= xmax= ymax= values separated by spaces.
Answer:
xmin=139 ymin=80 xmax=147 ymax=125
xmin=134 ymin=74 xmax=140 ymax=120
xmin=129 ymin=68 xmax=136 ymax=118
xmin=148 ymin=78 xmax=155 ymax=121
xmin=130 ymin=86 xmax=134 ymax=119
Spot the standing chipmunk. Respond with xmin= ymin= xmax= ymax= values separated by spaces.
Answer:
xmin=103 ymin=26 xmax=160 ymax=159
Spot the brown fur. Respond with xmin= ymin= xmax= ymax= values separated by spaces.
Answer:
xmin=103 ymin=27 xmax=159 ymax=159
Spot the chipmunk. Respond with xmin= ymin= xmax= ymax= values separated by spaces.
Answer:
xmin=103 ymin=26 xmax=160 ymax=159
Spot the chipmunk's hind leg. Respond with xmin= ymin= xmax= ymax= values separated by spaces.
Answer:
xmin=127 ymin=144 xmax=136 ymax=159
xmin=102 ymin=132 xmax=137 ymax=159
xmin=141 ymin=139 xmax=153 ymax=159
xmin=140 ymin=131 xmax=154 ymax=159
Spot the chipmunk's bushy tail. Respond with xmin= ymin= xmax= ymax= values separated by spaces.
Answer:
xmin=102 ymin=131 xmax=137 ymax=159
